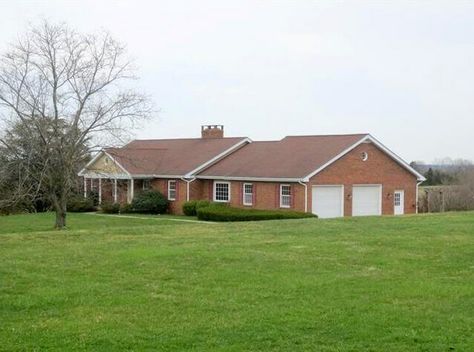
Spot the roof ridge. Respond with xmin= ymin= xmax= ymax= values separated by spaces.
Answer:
xmin=129 ymin=137 xmax=247 ymax=142
xmin=122 ymin=147 xmax=169 ymax=151
xmin=283 ymin=133 xmax=369 ymax=138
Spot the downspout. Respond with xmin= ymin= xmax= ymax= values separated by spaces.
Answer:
xmin=416 ymin=181 xmax=423 ymax=214
xmin=298 ymin=180 xmax=308 ymax=213
xmin=181 ymin=177 xmax=197 ymax=202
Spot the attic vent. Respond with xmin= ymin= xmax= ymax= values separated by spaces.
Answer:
xmin=201 ymin=125 xmax=224 ymax=139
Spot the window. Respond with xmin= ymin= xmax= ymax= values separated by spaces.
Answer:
xmin=214 ymin=181 xmax=230 ymax=202
xmin=394 ymin=192 xmax=401 ymax=206
xmin=280 ymin=184 xmax=291 ymax=208
xmin=361 ymin=152 xmax=368 ymax=161
xmin=143 ymin=179 xmax=151 ymax=190
xmin=243 ymin=183 xmax=253 ymax=206
xmin=168 ymin=180 xmax=177 ymax=200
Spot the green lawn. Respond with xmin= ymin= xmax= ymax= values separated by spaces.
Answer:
xmin=0 ymin=212 xmax=473 ymax=351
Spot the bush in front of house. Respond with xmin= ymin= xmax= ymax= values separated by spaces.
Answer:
xmin=196 ymin=204 xmax=317 ymax=222
xmin=100 ymin=201 xmax=120 ymax=214
xmin=182 ymin=200 xmax=211 ymax=216
xmin=119 ymin=203 xmax=134 ymax=214
xmin=87 ymin=190 xmax=100 ymax=206
xmin=67 ymin=195 xmax=96 ymax=212
xmin=130 ymin=190 xmax=169 ymax=214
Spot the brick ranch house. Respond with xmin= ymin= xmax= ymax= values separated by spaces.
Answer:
xmin=78 ymin=125 xmax=425 ymax=218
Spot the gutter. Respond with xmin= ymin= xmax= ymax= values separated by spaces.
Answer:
xmin=298 ymin=180 xmax=308 ymax=213
xmin=196 ymin=175 xmax=302 ymax=183
xmin=181 ymin=177 xmax=197 ymax=202
xmin=416 ymin=180 xmax=424 ymax=214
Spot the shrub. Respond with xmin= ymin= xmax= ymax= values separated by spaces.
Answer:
xmin=101 ymin=201 xmax=120 ymax=214
xmin=120 ymin=203 xmax=134 ymax=214
xmin=131 ymin=190 xmax=169 ymax=214
xmin=196 ymin=205 xmax=317 ymax=222
xmin=182 ymin=200 xmax=211 ymax=216
xmin=196 ymin=200 xmax=212 ymax=210
xmin=67 ymin=196 xmax=96 ymax=212
xmin=87 ymin=190 xmax=100 ymax=206
xmin=182 ymin=200 xmax=197 ymax=216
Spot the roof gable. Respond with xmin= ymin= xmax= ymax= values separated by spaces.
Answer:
xmin=198 ymin=134 xmax=425 ymax=181
xmin=81 ymin=137 xmax=250 ymax=177
xmin=198 ymin=134 xmax=369 ymax=179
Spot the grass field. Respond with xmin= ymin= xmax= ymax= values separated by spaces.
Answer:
xmin=1 ymin=212 xmax=473 ymax=351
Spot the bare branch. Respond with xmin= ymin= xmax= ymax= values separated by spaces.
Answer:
xmin=0 ymin=20 xmax=154 ymax=227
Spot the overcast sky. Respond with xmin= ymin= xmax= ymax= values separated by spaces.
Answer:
xmin=1 ymin=0 xmax=473 ymax=163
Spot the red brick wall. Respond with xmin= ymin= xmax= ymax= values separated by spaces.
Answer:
xmin=192 ymin=179 xmax=305 ymax=212
xmin=308 ymin=142 xmax=418 ymax=215
xmin=150 ymin=178 xmax=187 ymax=214
xmin=100 ymin=179 xmax=114 ymax=203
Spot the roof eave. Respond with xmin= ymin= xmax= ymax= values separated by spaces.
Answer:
xmin=196 ymin=175 xmax=303 ymax=182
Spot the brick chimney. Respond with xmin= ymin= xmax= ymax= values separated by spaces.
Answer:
xmin=201 ymin=125 xmax=224 ymax=139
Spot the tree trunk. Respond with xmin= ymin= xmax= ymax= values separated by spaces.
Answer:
xmin=54 ymin=200 xmax=67 ymax=229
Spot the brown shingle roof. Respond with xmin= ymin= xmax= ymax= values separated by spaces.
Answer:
xmin=198 ymin=134 xmax=368 ymax=179
xmin=105 ymin=137 xmax=248 ymax=176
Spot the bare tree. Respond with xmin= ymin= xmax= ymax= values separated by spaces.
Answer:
xmin=0 ymin=21 xmax=152 ymax=228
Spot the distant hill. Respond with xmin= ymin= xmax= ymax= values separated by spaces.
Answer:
xmin=411 ymin=163 xmax=474 ymax=174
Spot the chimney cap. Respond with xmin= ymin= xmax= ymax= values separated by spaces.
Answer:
xmin=201 ymin=124 xmax=224 ymax=131
xmin=201 ymin=125 xmax=224 ymax=138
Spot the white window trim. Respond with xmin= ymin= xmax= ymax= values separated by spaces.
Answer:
xmin=243 ymin=183 xmax=253 ymax=206
xmin=213 ymin=181 xmax=231 ymax=202
xmin=280 ymin=184 xmax=291 ymax=208
xmin=168 ymin=180 xmax=177 ymax=201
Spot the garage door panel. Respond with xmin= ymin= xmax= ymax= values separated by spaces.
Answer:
xmin=352 ymin=185 xmax=382 ymax=216
xmin=312 ymin=186 xmax=343 ymax=218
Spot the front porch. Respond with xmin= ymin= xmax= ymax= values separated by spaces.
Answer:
xmin=81 ymin=174 xmax=151 ymax=204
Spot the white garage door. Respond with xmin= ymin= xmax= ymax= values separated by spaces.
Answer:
xmin=352 ymin=185 xmax=382 ymax=216
xmin=312 ymin=185 xmax=344 ymax=218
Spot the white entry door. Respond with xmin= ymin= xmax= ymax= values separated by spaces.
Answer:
xmin=394 ymin=190 xmax=404 ymax=215
xmin=352 ymin=185 xmax=382 ymax=216
xmin=312 ymin=185 xmax=344 ymax=218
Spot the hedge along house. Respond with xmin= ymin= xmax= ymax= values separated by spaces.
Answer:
xmin=78 ymin=125 xmax=425 ymax=217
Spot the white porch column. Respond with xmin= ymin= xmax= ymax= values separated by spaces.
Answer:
xmin=84 ymin=177 xmax=87 ymax=198
xmin=114 ymin=179 xmax=118 ymax=203
xmin=98 ymin=178 xmax=102 ymax=204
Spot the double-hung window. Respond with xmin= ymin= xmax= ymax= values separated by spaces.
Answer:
xmin=143 ymin=179 xmax=151 ymax=190
xmin=214 ymin=181 xmax=230 ymax=202
xmin=243 ymin=183 xmax=253 ymax=206
xmin=280 ymin=184 xmax=291 ymax=208
xmin=168 ymin=180 xmax=177 ymax=200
